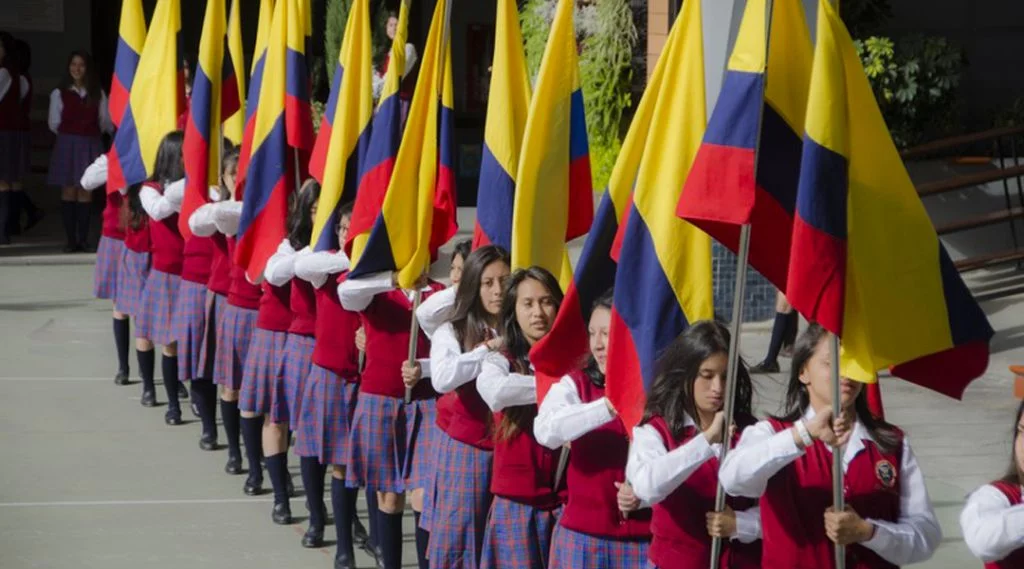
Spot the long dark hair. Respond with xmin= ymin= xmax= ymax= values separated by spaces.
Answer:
xmin=124 ymin=131 xmax=185 ymax=230
xmin=772 ymin=323 xmax=901 ymax=454
xmin=288 ymin=179 xmax=321 ymax=249
xmin=216 ymin=143 xmax=239 ymax=202
xmin=641 ymin=320 xmax=753 ymax=439
xmin=452 ymin=239 xmax=471 ymax=265
xmin=1002 ymin=400 xmax=1024 ymax=484
xmin=59 ymin=50 xmax=101 ymax=103
xmin=496 ymin=266 xmax=563 ymax=441
xmin=451 ymin=245 xmax=510 ymax=351
xmin=583 ymin=288 xmax=614 ymax=388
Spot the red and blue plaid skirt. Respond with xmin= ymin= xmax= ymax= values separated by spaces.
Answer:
xmin=198 ymin=293 xmax=224 ymax=377
xmin=345 ymin=392 xmax=410 ymax=493
xmin=406 ymin=397 xmax=440 ymax=491
xmin=548 ymin=524 xmax=650 ymax=569
xmin=116 ymin=249 xmax=150 ymax=317
xmin=170 ymin=280 xmax=209 ymax=381
xmin=281 ymin=333 xmax=315 ymax=430
xmin=481 ymin=497 xmax=560 ymax=569
xmin=93 ymin=236 xmax=124 ymax=300
xmin=425 ymin=434 xmax=494 ymax=569
xmin=294 ymin=364 xmax=359 ymax=465
xmin=239 ymin=328 xmax=288 ymax=417
xmin=212 ymin=302 xmax=257 ymax=390
xmin=47 ymin=132 xmax=104 ymax=187
xmin=136 ymin=269 xmax=181 ymax=345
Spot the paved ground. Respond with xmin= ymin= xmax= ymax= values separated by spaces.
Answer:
xmin=1 ymin=231 xmax=1023 ymax=568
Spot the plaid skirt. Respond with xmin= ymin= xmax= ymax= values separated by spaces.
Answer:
xmin=170 ymin=280 xmax=209 ymax=381
xmin=548 ymin=524 xmax=650 ymax=569
xmin=344 ymin=392 xmax=411 ymax=493
xmin=0 ymin=130 xmax=25 ymax=182
xmin=281 ymin=333 xmax=315 ymax=430
xmin=481 ymin=497 xmax=560 ymax=569
xmin=425 ymin=434 xmax=494 ymax=569
xmin=406 ymin=397 xmax=440 ymax=491
xmin=116 ymin=249 xmax=150 ymax=316
xmin=294 ymin=364 xmax=359 ymax=464
xmin=239 ymin=328 xmax=288 ymax=417
xmin=198 ymin=292 xmax=224 ymax=377
xmin=136 ymin=270 xmax=181 ymax=344
xmin=48 ymin=132 xmax=104 ymax=187
xmin=93 ymin=236 xmax=124 ymax=300
xmin=212 ymin=302 xmax=257 ymax=390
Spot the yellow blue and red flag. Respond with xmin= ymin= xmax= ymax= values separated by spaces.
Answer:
xmin=107 ymin=0 xmax=146 ymax=130
xmin=308 ymin=0 xmax=373 ymax=251
xmin=285 ymin=0 xmax=314 ymax=157
xmin=237 ymin=0 xmax=276 ymax=191
xmin=472 ymin=0 xmax=530 ymax=251
xmin=788 ymin=0 xmax=992 ymax=396
xmin=107 ymin=0 xmax=185 ymax=193
xmin=604 ymin=0 xmax=714 ymax=432
xmin=223 ymin=0 xmax=246 ymax=145
xmin=347 ymin=0 xmax=457 ymax=286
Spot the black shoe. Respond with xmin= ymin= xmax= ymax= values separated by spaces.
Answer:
xmin=225 ymin=454 xmax=243 ymax=475
xmin=114 ymin=370 xmax=129 ymax=386
xmin=178 ymin=384 xmax=189 ymax=399
xmin=199 ymin=433 xmax=218 ymax=451
xmin=333 ymin=553 xmax=355 ymax=569
xmin=190 ymin=401 xmax=201 ymax=418
xmin=285 ymin=475 xmax=295 ymax=498
xmin=750 ymin=360 xmax=780 ymax=374
xmin=244 ymin=475 xmax=263 ymax=496
xmin=272 ymin=501 xmax=293 ymax=525
xmin=141 ymin=390 xmax=157 ymax=407
xmin=301 ymin=525 xmax=324 ymax=548
xmin=165 ymin=408 xmax=183 ymax=426
xmin=353 ymin=516 xmax=369 ymax=549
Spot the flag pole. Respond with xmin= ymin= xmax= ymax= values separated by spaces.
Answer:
xmin=405 ymin=285 xmax=423 ymax=404
xmin=831 ymin=333 xmax=846 ymax=569
xmin=709 ymin=1 xmax=774 ymax=567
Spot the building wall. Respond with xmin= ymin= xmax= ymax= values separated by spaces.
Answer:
xmin=4 ymin=0 xmax=92 ymax=100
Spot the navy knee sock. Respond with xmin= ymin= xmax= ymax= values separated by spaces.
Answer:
xmin=161 ymin=354 xmax=180 ymax=412
xmin=193 ymin=380 xmax=218 ymax=437
xmin=365 ymin=486 xmax=379 ymax=551
xmin=332 ymin=477 xmax=356 ymax=560
xmin=220 ymin=399 xmax=241 ymax=457
xmin=379 ymin=510 xmax=404 ymax=569
xmin=239 ymin=415 xmax=265 ymax=479
xmin=414 ymin=511 xmax=429 ymax=569
xmin=112 ymin=318 xmax=130 ymax=374
xmin=764 ymin=312 xmax=789 ymax=365
xmin=265 ymin=452 xmax=290 ymax=506
xmin=137 ymin=349 xmax=155 ymax=393
xmin=300 ymin=457 xmax=326 ymax=528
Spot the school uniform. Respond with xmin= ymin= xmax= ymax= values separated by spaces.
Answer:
xmin=80 ymin=155 xmax=125 ymax=300
xmin=960 ymin=480 xmax=1024 ymax=568
xmin=415 ymin=285 xmax=457 ymax=338
xmin=719 ymin=409 xmax=942 ymax=569
xmin=536 ymin=372 xmax=651 ymax=569
xmin=118 ymin=201 xmax=152 ymax=319
xmin=0 ymin=65 xmax=30 ymax=184
xmin=239 ymin=280 xmax=292 ymax=420
xmin=626 ymin=412 xmax=760 ymax=569
xmin=47 ymin=85 xmax=111 ymax=187
xmin=477 ymin=351 xmax=565 ymax=569
xmin=136 ymin=180 xmax=185 ymax=345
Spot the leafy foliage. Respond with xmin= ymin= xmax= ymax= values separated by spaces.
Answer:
xmin=324 ymin=0 xmax=389 ymax=86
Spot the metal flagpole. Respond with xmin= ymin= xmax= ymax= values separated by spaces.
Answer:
xmin=831 ymin=333 xmax=846 ymax=569
xmin=405 ymin=287 xmax=423 ymax=404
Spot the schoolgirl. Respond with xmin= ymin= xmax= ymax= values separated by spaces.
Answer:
xmin=131 ymin=131 xmax=188 ymax=425
xmin=624 ymin=319 xmax=760 ymax=569
xmin=477 ymin=266 xmax=566 ymax=569
xmin=47 ymin=50 xmax=112 ymax=252
xmin=7 ymin=38 xmax=42 ymax=238
xmin=535 ymin=289 xmax=651 ymax=569
xmin=0 ymin=32 xmax=31 ymax=244
xmin=750 ymin=290 xmax=799 ymax=374
xmin=960 ymin=400 xmax=1024 ymax=568
xmin=338 ymin=264 xmax=445 ymax=569
xmin=719 ymin=323 xmax=942 ymax=568
xmin=419 ymin=245 xmax=510 ymax=569
xmin=415 ymin=238 xmax=470 ymax=338
xmin=188 ymin=148 xmax=255 ymax=477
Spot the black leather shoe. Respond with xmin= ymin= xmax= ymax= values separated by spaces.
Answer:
xmin=141 ymin=390 xmax=157 ymax=407
xmin=353 ymin=517 xmax=369 ymax=549
xmin=225 ymin=454 xmax=243 ymax=475
xmin=243 ymin=475 xmax=263 ymax=496
xmin=333 ymin=553 xmax=355 ymax=569
xmin=271 ymin=501 xmax=293 ymax=525
xmin=165 ymin=408 xmax=183 ymax=426
xmin=301 ymin=525 xmax=324 ymax=548
xmin=199 ymin=433 xmax=217 ymax=451
xmin=114 ymin=371 xmax=129 ymax=386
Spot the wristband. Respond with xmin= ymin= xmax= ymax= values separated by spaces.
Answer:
xmin=795 ymin=420 xmax=813 ymax=447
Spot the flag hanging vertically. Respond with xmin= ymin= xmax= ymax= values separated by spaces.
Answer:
xmin=285 ymin=0 xmax=315 ymax=161
xmin=510 ymin=0 xmax=593 ymax=287
xmin=108 ymin=0 xmax=146 ymax=130
xmin=347 ymin=0 xmax=457 ymax=287
xmin=237 ymin=0 xmax=276 ymax=194
xmin=223 ymin=0 xmax=247 ymax=144
xmin=677 ymin=0 xmax=811 ymax=290
xmin=472 ymin=0 xmax=530 ymax=251
xmin=308 ymin=0 xmax=373 ymax=251
xmin=604 ymin=0 xmax=715 ymax=433
xmin=788 ymin=0 xmax=992 ymax=396
xmin=107 ymin=0 xmax=185 ymax=193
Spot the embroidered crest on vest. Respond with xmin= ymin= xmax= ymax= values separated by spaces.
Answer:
xmin=875 ymin=459 xmax=897 ymax=489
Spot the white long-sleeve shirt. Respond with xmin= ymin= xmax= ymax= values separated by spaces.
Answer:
xmin=213 ymin=201 xmax=243 ymax=236
xmin=80 ymin=154 xmax=108 ymax=191
xmin=48 ymin=86 xmax=113 ymax=134
xmin=718 ymin=409 xmax=941 ymax=565
xmin=416 ymin=285 xmax=456 ymax=338
xmin=534 ymin=375 xmax=615 ymax=450
xmin=428 ymin=322 xmax=491 ymax=394
xmin=139 ymin=178 xmax=185 ymax=221
xmin=960 ymin=483 xmax=1024 ymax=563
xmin=294 ymin=250 xmax=350 ymax=289
xmin=477 ymin=350 xmax=537 ymax=411
xmin=0 ymin=69 xmax=29 ymax=103
xmin=263 ymin=239 xmax=308 ymax=286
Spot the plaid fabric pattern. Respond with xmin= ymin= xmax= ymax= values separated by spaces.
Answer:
xmin=344 ymin=392 xmax=408 ymax=492
xmin=548 ymin=524 xmax=650 ymax=569
xmin=406 ymin=397 xmax=440 ymax=491
xmin=170 ymin=280 xmax=208 ymax=381
xmin=47 ymin=133 xmax=103 ymax=187
xmin=239 ymin=328 xmax=288 ymax=416
xmin=212 ymin=302 xmax=257 ymax=390
xmin=198 ymin=292 xmax=224 ymax=377
xmin=136 ymin=270 xmax=181 ymax=344
xmin=116 ymin=249 xmax=150 ymax=316
xmin=481 ymin=497 xmax=560 ymax=569
xmin=294 ymin=364 xmax=358 ymax=465
xmin=280 ymin=333 xmax=315 ymax=429
xmin=93 ymin=236 xmax=124 ymax=300
xmin=0 ymin=131 xmax=25 ymax=182
xmin=425 ymin=434 xmax=494 ymax=569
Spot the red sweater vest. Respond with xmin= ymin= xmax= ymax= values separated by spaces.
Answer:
xmin=0 ymin=67 xmax=22 ymax=130
xmin=356 ymin=283 xmax=444 ymax=401
xmin=558 ymin=372 xmax=651 ymax=540
xmin=438 ymin=327 xmax=493 ymax=450
xmin=124 ymin=219 xmax=151 ymax=253
xmin=312 ymin=270 xmax=360 ymax=380
xmin=102 ymin=192 xmax=126 ymax=240
xmin=985 ymin=481 xmax=1024 ymax=569
xmin=58 ymin=89 xmax=101 ymax=136
xmin=646 ymin=414 xmax=761 ymax=569
xmin=491 ymin=405 xmax=565 ymax=511
xmin=289 ymin=278 xmax=317 ymax=336
xmin=181 ymin=236 xmax=215 ymax=284
xmin=207 ymin=234 xmax=231 ymax=296
xmin=144 ymin=182 xmax=184 ymax=275
xmin=761 ymin=418 xmax=902 ymax=569
xmin=226 ymin=237 xmax=261 ymax=309
xmin=257 ymin=281 xmax=292 ymax=332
